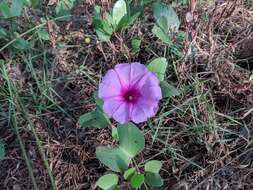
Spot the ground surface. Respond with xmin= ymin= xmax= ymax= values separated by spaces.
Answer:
xmin=0 ymin=0 xmax=253 ymax=190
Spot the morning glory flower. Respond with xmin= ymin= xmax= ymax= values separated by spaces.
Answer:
xmin=98 ymin=63 xmax=162 ymax=124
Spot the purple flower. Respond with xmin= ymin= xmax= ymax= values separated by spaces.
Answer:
xmin=98 ymin=63 xmax=162 ymax=124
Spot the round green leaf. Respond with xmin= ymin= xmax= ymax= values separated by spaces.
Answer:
xmin=147 ymin=57 xmax=168 ymax=81
xmin=0 ymin=2 xmax=12 ymax=18
xmin=160 ymin=81 xmax=180 ymax=98
xmin=130 ymin=174 xmax=145 ymax=189
xmin=153 ymin=2 xmax=180 ymax=32
xmin=96 ymin=173 xmax=118 ymax=190
xmin=55 ymin=0 xmax=76 ymax=17
xmin=131 ymin=38 xmax=141 ymax=52
xmin=144 ymin=160 xmax=162 ymax=173
xmin=145 ymin=172 xmax=163 ymax=187
xmin=78 ymin=109 xmax=108 ymax=129
xmin=10 ymin=0 xmax=24 ymax=17
xmin=112 ymin=0 xmax=127 ymax=27
xmin=152 ymin=24 xmax=172 ymax=44
xmin=123 ymin=167 xmax=136 ymax=181
xmin=96 ymin=146 xmax=130 ymax=172
xmin=118 ymin=123 xmax=145 ymax=158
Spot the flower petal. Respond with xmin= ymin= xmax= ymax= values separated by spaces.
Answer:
xmin=130 ymin=104 xmax=147 ymax=123
xmin=114 ymin=63 xmax=149 ymax=87
xmin=129 ymin=63 xmax=148 ymax=84
xmin=112 ymin=102 xmax=130 ymax=124
xmin=103 ymin=98 xmax=124 ymax=117
xmin=99 ymin=69 xmax=122 ymax=98
xmin=140 ymin=86 xmax=162 ymax=100
xmin=136 ymin=99 xmax=159 ymax=118
xmin=136 ymin=72 xmax=160 ymax=88
xmin=114 ymin=63 xmax=131 ymax=87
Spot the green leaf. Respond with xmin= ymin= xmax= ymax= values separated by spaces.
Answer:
xmin=158 ymin=16 xmax=168 ymax=31
xmin=10 ymin=0 xmax=24 ymax=17
xmin=106 ymin=12 xmax=114 ymax=27
xmin=116 ymin=15 xmax=129 ymax=30
xmin=95 ymin=29 xmax=111 ymax=42
xmin=79 ymin=109 xmax=109 ymax=129
xmin=93 ymin=91 xmax=104 ymax=111
xmin=130 ymin=174 xmax=145 ymax=189
xmin=96 ymin=123 xmax=145 ymax=172
xmin=0 ymin=27 xmax=7 ymax=39
xmin=93 ymin=5 xmax=102 ymax=20
xmin=128 ymin=12 xmax=141 ymax=26
xmin=117 ymin=12 xmax=140 ymax=30
xmin=118 ymin=123 xmax=145 ymax=158
xmin=28 ymin=0 xmax=39 ymax=7
xmin=55 ymin=0 xmax=76 ymax=17
xmin=0 ymin=0 xmax=24 ymax=18
xmin=153 ymin=2 xmax=180 ymax=32
xmin=144 ymin=160 xmax=162 ymax=173
xmin=93 ymin=6 xmax=113 ymax=35
xmin=131 ymin=38 xmax=141 ymax=53
xmin=96 ymin=173 xmax=118 ymax=190
xmin=101 ymin=20 xmax=113 ymax=36
xmin=114 ymin=186 xmax=122 ymax=190
xmin=152 ymin=24 xmax=171 ymax=44
xmin=38 ymin=28 xmax=49 ymax=41
xmin=12 ymin=38 xmax=31 ymax=50
xmin=0 ymin=141 xmax=5 ymax=160
xmin=93 ymin=11 xmax=112 ymax=42
xmin=96 ymin=146 xmax=130 ymax=172
xmin=112 ymin=0 xmax=127 ymax=27
xmin=79 ymin=111 xmax=95 ymax=126
xmin=112 ymin=128 xmax=119 ymax=141
xmin=0 ymin=2 xmax=12 ymax=18
xmin=147 ymin=57 xmax=168 ymax=81
xmin=95 ymin=110 xmax=110 ymax=127
xmin=160 ymin=81 xmax=180 ymax=98
xmin=123 ymin=167 xmax=136 ymax=181
xmin=79 ymin=91 xmax=109 ymax=128
xmin=152 ymin=16 xmax=173 ymax=44
xmin=145 ymin=172 xmax=163 ymax=187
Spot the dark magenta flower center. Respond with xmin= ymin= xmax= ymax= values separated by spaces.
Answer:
xmin=122 ymin=87 xmax=140 ymax=103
